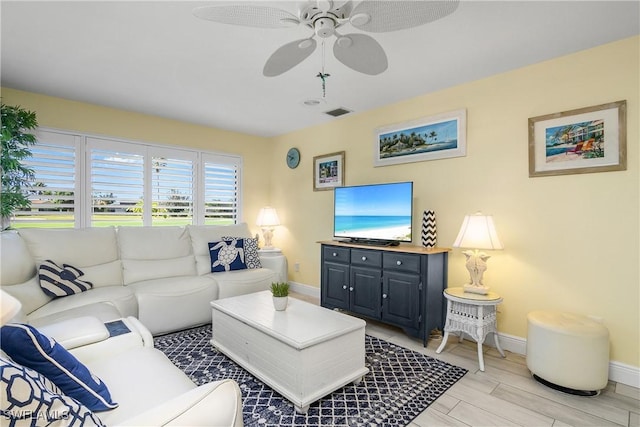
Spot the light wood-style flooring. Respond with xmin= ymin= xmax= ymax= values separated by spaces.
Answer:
xmin=290 ymin=292 xmax=640 ymax=427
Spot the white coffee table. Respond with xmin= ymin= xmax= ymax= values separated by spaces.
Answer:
xmin=210 ymin=291 xmax=368 ymax=413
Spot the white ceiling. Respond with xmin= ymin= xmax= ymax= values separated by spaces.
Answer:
xmin=2 ymin=1 xmax=638 ymax=138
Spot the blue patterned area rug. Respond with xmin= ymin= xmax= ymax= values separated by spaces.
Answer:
xmin=155 ymin=325 xmax=466 ymax=427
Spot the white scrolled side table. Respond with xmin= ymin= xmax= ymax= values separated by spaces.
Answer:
xmin=435 ymin=287 xmax=505 ymax=371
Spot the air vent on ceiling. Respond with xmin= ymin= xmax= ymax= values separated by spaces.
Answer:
xmin=324 ymin=107 xmax=352 ymax=117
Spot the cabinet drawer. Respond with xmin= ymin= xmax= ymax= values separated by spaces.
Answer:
xmin=383 ymin=252 xmax=421 ymax=274
xmin=323 ymin=246 xmax=350 ymax=263
xmin=351 ymin=249 xmax=382 ymax=268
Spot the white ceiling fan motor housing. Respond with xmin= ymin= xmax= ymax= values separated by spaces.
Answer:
xmin=314 ymin=17 xmax=336 ymax=38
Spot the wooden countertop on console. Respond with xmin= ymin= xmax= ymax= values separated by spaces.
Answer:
xmin=318 ymin=240 xmax=450 ymax=255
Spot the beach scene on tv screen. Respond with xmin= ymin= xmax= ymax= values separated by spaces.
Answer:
xmin=334 ymin=183 xmax=412 ymax=241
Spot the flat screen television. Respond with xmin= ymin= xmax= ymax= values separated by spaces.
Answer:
xmin=333 ymin=181 xmax=413 ymax=246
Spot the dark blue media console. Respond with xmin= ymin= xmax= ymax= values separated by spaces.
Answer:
xmin=319 ymin=241 xmax=449 ymax=346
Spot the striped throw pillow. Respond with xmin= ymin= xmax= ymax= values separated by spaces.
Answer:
xmin=39 ymin=260 xmax=93 ymax=298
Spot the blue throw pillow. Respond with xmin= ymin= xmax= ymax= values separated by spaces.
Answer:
xmin=39 ymin=260 xmax=93 ymax=298
xmin=1 ymin=354 xmax=105 ymax=426
xmin=0 ymin=324 xmax=118 ymax=412
xmin=209 ymin=239 xmax=248 ymax=272
xmin=221 ymin=236 xmax=262 ymax=269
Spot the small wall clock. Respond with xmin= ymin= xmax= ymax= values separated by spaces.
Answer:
xmin=286 ymin=147 xmax=300 ymax=169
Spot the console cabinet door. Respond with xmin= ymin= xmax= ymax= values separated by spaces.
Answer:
xmin=321 ymin=262 xmax=350 ymax=310
xmin=382 ymin=271 xmax=420 ymax=329
xmin=350 ymin=266 xmax=381 ymax=319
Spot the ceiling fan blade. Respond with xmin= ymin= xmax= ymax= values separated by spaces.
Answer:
xmin=333 ymin=33 xmax=387 ymax=75
xmin=349 ymin=0 xmax=460 ymax=33
xmin=263 ymin=38 xmax=318 ymax=77
xmin=193 ymin=5 xmax=300 ymax=28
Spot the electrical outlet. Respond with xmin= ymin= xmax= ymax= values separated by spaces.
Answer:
xmin=294 ymin=262 xmax=300 ymax=272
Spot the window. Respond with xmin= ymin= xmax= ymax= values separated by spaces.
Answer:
xmin=150 ymin=150 xmax=195 ymax=226
xmin=12 ymin=129 xmax=242 ymax=228
xmin=13 ymin=130 xmax=79 ymax=228
xmin=88 ymin=138 xmax=145 ymax=227
xmin=203 ymin=154 xmax=239 ymax=225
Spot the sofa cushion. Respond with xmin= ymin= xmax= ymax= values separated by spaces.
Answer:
xmin=0 ymin=231 xmax=36 ymax=286
xmin=118 ymin=379 xmax=243 ymax=427
xmin=118 ymin=227 xmax=197 ymax=284
xmin=122 ymin=256 xmax=197 ymax=285
xmin=39 ymin=260 xmax=93 ymax=298
xmin=128 ymin=276 xmax=217 ymax=335
xmin=18 ymin=227 xmax=123 ymax=288
xmin=0 ymin=324 xmax=118 ymax=411
xmin=28 ymin=302 xmax=124 ymax=329
xmin=187 ymin=223 xmax=253 ymax=275
xmin=222 ymin=236 xmax=262 ymax=269
xmin=117 ymin=226 xmax=193 ymax=260
xmin=26 ymin=287 xmax=137 ymax=325
xmin=85 ymin=347 xmax=195 ymax=426
xmin=78 ymin=260 xmax=123 ymax=289
xmin=207 ymin=268 xmax=276 ymax=300
xmin=209 ymin=240 xmax=248 ymax=272
xmin=0 ymin=354 xmax=105 ymax=426
xmin=2 ymin=276 xmax=52 ymax=316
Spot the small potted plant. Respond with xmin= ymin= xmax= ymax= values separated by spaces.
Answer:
xmin=270 ymin=282 xmax=289 ymax=311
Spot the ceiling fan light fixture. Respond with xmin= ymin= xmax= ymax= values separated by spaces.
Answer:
xmin=336 ymin=36 xmax=352 ymax=48
xmin=317 ymin=0 xmax=333 ymax=13
xmin=350 ymin=12 xmax=370 ymax=27
xmin=314 ymin=17 xmax=336 ymax=38
xmin=298 ymin=39 xmax=314 ymax=49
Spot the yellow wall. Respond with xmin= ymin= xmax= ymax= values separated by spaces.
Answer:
xmin=270 ymin=36 xmax=639 ymax=366
xmin=2 ymin=36 xmax=638 ymax=366
xmin=0 ymin=87 xmax=273 ymax=236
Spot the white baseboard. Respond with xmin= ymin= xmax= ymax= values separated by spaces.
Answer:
xmin=608 ymin=361 xmax=640 ymax=389
xmin=288 ymin=281 xmax=320 ymax=298
xmin=288 ymin=282 xmax=640 ymax=389
xmin=495 ymin=332 xmax=527 ymax=355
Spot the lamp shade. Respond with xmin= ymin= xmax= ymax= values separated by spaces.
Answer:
xmin=256 ymin=207 xmax=281 ymax=227
xmin=453 ymin=213 xmax=503 ymax=250
xmin=1 ymin=290 xmax=22 ymax=326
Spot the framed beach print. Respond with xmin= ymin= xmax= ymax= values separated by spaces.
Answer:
xmin=528 ymin=100 xmax=627 ymax=177
xmin=373 ymin=109 xmax=466 ymax=167
xmin=313 ymin=151 xmax=345 ymax=191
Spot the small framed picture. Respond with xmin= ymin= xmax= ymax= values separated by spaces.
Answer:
xmin=313 ymin=151 xmax=345 ymax=191
xmin=374 ymin=109 xmax=466 ymax=167
xmin=528 ymin=100 xmax=627 ymax=177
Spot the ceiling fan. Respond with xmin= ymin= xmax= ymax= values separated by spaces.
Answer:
xmin=193 ymin=0 xmax=460 ymax=77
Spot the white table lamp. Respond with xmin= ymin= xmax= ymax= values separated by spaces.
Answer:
xmin=453 ymin=212 xmax=503 ymax=295
xmin=1 ymin=290 xmax=22 ymax=325
xmin=256 ymin=207 xmax=280 ymax=249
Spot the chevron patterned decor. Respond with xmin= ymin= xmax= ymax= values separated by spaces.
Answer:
xmin=422 ymin=210 xmax=437 ymax=248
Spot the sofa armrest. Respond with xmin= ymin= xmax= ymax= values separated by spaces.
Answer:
xmin=115 ymin=379 xmax=243 ymax=427
xmin=37 ymin=316 xmax=109 ymax=349
xmin=121 ymin=316 xmax=154 ymax=347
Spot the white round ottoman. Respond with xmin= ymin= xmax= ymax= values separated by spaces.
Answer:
xmin=526 ymin=311 xmax=609 ymax=396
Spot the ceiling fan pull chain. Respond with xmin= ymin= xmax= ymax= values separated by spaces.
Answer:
xmin=316 ymin=39 xmax=330 ymax=98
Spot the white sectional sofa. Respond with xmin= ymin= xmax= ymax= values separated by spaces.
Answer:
xmin=2 ymin=314 xmax=243 ymax=426
xmin=1 ymin=223 xmax=283 ymax=426
xmin=1 ymin=223 xmax=282 ymax=335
